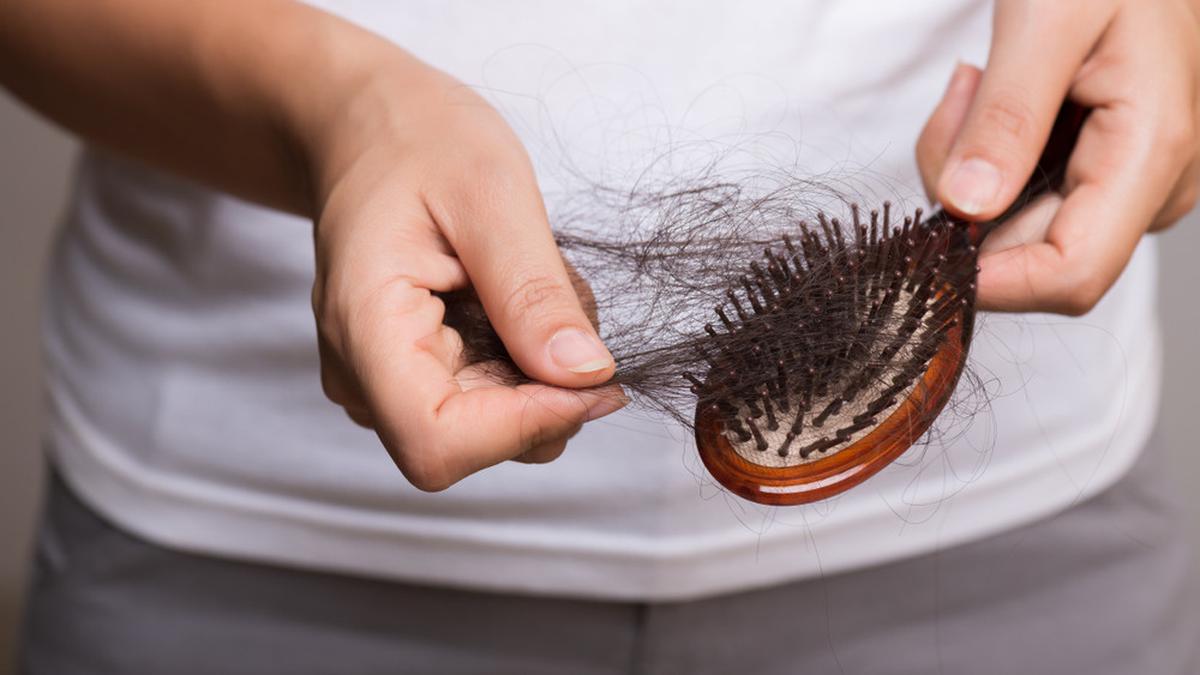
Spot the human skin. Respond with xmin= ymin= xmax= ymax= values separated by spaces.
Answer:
xmin=2 ymin=0 xmax=1197 ymax=490
xmin=917 ymin=0 xmax=1200 ymax=315
xmin=0 ymin=0 xmax=624 ymax=491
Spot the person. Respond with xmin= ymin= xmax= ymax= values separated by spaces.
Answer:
xmin=3 ymin=0 xmax=1198 ymax=672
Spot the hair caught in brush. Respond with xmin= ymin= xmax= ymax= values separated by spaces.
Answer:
xmin=440 ymin=162 xmax=986 ymax=452
xmin=444 ymin=101 xmax=1082 ymax=508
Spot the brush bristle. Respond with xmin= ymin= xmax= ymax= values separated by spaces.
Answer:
xmin=687 ymin=205 xmax=976 ymax=466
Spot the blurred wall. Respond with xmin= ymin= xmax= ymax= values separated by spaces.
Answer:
xmin=1 ymin=91 xmax=1199 ymax=671
xmin=0 ymin=94 xmax=69 ymax=667
xmin=0 ymin=94 xmax=72 ymax=672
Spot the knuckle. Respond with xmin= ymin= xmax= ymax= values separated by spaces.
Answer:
xmin=344 ymin=406 xmax=375 ymax=430
xmin=310 ymin=278 xmax=326 ymax=317
xmin=977 ymin=91 xmax=1037 ymax=147
xmin=316 ymin=339 xmax=355 ymax=406
xmin=312 ymin=287 xmax=351 ymax=350
xmin=1055 ymin=297 xmax=1092 ymax=317
xmin=1183 ymin=172 xmax=1200 ymax=201
xmin=1054 ymin=276 xmax=1107 ymax=316
xmin=1157 ymin=113 xmax=1196 ymax=159
xmin=518 ymin=419 xmax=555 ymax=455
xmin=338 ymin=276 xmax=435 ymax=348
xmin=502 ymin=273 xmax=571 ymax=322
xmin=319 ymin=369 xmax=343 ymax=404
xmin=517 ymin=397 xmax=581 ymax=455
xmin=1162 ymin=181 xmax=1200 ymax=227
xmin=312 ymin=289 xmax=339 ymax=337
xmin=1178 ymin=183 xmax=1199 ymax=214
xmin=359 ymin=275 xmax=429 ymax=317
xmin=409 ymin=474 xmax=453 ymax=493
xmin=372 ymin=425 xmax=450 ymax=491
xmin=396 ymin=452 xmax=455 ymax=493
xmin=524 ymin=440 xmax=568 ymax=464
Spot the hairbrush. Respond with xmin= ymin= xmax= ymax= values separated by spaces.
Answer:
xmin=441 ymin=101 xmax=1088 ymax=506
xmin=691 ymin=102 xmax=1087 ymax=504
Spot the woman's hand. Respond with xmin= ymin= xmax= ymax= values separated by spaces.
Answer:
xmin=1 ymin=0 xmax=625 ymax=492
xmin=301 ymin=54 xmax=626 ymax=492
xmin=917 ymin=0 xmax=1200 ymax=315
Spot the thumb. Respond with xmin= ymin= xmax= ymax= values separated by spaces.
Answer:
xmin=435 ymin=164 xmax=615 ymax=388
xmin=935 ymin=1 xmax=1106 ymax=219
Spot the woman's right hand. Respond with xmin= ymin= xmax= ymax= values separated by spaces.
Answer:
xmin=0 ymin=0 xmax=625 ymax=491
xmin=297 ymin=42 xmax=626 ymax=491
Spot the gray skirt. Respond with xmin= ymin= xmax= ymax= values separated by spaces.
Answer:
xmin=17 ymin=430 xmax=1199 ymax=675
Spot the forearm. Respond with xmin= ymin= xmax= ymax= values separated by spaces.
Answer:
xmin=0 ymin=0 xmax=423 ymax=216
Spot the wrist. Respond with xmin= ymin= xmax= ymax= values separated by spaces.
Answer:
xmin=264 ymin=13 xmax=448 ymax=212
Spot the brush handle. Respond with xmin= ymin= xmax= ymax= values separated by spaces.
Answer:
xmin=939 ymin=100 xmax=1090 ymax=245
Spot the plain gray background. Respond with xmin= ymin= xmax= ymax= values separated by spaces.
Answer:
xmin=2 ymin=90 xmax=1198 ymax=670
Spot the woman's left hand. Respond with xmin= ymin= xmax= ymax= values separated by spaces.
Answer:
xmin=916 ymin=0 xmax=1200 ymax=315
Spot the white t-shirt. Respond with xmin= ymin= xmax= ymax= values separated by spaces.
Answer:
xmin=44 ymin=0 xmax=1161 ymax=601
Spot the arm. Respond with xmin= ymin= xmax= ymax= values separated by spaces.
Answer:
xmin=0 ymin=0 xmax=346 ymax=213
xmin=0 ymin=0 xmax=625 ymax=489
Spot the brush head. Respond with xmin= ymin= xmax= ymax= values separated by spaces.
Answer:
xmin=690 ymin=101 xmax=1088 ymax=505
xmin=689 ymin=206 xmax=978 ymax=504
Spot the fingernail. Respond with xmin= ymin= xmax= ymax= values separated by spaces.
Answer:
xmin=548 ymin=328 xmax=613 ymax=374
xmin=585 ymin=392 xmax=629 ymax=421
xmin=944 ymin=157 xmax=1003 ymax=216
